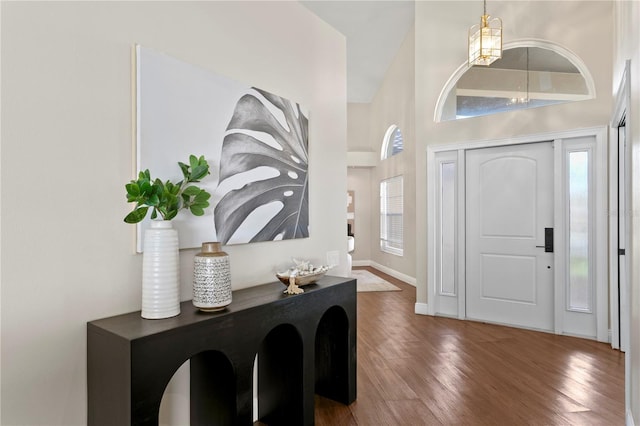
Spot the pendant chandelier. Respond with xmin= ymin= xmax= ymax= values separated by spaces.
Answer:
xmin=468 ymin=0 xmax=502 ymax=66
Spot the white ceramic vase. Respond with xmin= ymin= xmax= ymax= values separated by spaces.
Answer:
xmin=141 ymin=220 xmax=180 ymax=319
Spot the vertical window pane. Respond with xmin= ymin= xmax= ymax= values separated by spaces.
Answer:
xmin=568 ymin=151 xmax=591 ymax=312
xmin=380 ymin=176 xmax=403 ymax=256
xmin=390 ymin=128 xmax=404 ymax=156
xmin=439 ymin=162 xmax=456 ymax=295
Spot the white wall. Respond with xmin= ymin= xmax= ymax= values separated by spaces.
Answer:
xmin=370 ymin=26 xmax=416 ymax=278
xmin=347 ymin=166 xmax=372 ymax=261
xmin=613 ymin=1 xmax=640 ymax=423
xmin=346 ymin=103 xmax=373 ymax=262
xmin=0 ymin=2 xmax=347 ymax=424
xmin=346 ymin=103 xmax=374 ymax=262
xmin=347 ymin=102 xmax=372 ymax=151
xmin=346 ymin=26 xmax=416 ymax=278
xmin=414 ymin=1 xmax=613 ymax=305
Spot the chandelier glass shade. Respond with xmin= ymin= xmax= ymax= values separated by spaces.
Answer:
xmin=468 ymin=1 xmax=502 ymax=67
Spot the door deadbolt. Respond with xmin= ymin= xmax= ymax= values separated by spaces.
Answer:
xmin=535 ymin=228 xmax=554 ymax=253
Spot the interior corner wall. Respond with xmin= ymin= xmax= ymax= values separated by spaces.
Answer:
xmin=414 ymin=1 xmax=613 ymax=306
xmin=347 ymin=102 xmax=372 ymax=151
xmin=367 ymin=26 xmax=416 ymax=279
xmin=0 ymin=2 xmax=346 ymax=424
xmin=346 ymin=103 xmax=373 ymax=263
xmin=613 ymin=1 xmax=640 ymax=423
xmin=347 ymin=167 xmax=372 ymax=262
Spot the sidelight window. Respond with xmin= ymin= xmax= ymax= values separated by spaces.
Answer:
xmin=567 ymin=150 xmax=592 ymax=312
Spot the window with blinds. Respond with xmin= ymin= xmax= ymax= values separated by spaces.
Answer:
xmin=380 ymin=175 xmax=404 ymax=256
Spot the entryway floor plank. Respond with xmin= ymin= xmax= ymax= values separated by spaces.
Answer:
xmin=314 ymin=267 xmax=625 ymax=425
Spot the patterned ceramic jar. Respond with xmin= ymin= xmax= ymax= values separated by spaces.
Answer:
xmin=192 ymin=242 xmax=232 ymax=311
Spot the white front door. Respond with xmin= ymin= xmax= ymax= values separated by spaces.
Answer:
xmin=466 ymin=142 xmax=554 ymax=331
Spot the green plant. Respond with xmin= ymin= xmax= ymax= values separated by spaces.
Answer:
xmin=124 ymin=155 xmax=211 ymax=224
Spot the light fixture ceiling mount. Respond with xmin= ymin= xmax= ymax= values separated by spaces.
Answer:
xmin=468 ymin=0 xmax=502 ymax=67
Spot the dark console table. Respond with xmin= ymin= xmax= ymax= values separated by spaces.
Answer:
xmin=87 ymin=276 xmax=357 ymax=425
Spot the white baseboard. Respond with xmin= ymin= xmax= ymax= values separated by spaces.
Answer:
xmin=415 ymin=303 xmax=429 ymax=315
xmin=352 ymin=260 xmax=424 ymax=312
xmin=628 ymin=409 xmax=636 ymax=426
xmin=368 ymin=261 xmax=416 ymax=286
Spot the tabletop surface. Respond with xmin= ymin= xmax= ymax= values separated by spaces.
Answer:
xmin=87 ymin=275 xmax=355 ymax=341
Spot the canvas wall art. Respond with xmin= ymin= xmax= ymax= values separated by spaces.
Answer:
xmin=135 ymin=45 xmax=310 ymax=251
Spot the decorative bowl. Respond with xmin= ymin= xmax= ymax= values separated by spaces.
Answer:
xmin=276 ymin=269 xmax=328 ymax=286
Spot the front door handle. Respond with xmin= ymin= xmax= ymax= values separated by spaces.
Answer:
xmin=535 ymin=228 xmax=554 ymax=252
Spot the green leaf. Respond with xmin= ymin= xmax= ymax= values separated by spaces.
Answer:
xmin=165 ymin=197 xmax=178 ymax=212
xmin=150 ymin=209 xmax=158 ymax=220
xmin=191 ymin=203 xmax=209 ymax=212
xmin=178 ymin=162 xmax=189 ymax=179
xmin=124 ymin=207 xmax=149 ymax=223
xmin=182 ymin=186 xmax=201 ymax=197
xmin=140 ymin=180 xmax=152 ymax=194
xmin=147 ymin=194 xmax=160 ymax=206
xmin=138 ymin=169 xmax=151 ymax=181
xmin=125 ymin=183 xmax=140 ymax=197
xmin=190 ymin=205 xmax=205 ymax=216
xmin=164 ymin=210 xmax=178 ymax=220
xmin=189 ymin=154 xmax=198 ymax=171
xmin=194 ymin=191 xmax=211 ymax=203
xmin=190 ymin=165 xmax=209 ymax=181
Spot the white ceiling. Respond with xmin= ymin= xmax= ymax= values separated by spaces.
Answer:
xmin=300 ymin=0 xmax=415 ymax=103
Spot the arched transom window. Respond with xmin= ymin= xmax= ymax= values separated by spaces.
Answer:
xmin=435 ymin=40 xmax=595 ymax=121
xmin=381 ymin=125 xmax=404 ymax=160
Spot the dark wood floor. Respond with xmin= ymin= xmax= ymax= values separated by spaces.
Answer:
xmin=315 ymin=267 xmax=625 ymax=425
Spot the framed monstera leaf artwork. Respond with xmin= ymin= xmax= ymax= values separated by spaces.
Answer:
xmin=135 ymin=45 xmax=309 ymax=251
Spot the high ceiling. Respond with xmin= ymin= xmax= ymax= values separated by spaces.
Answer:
xmin=300 ymin=1 xmax=415 ymax=103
